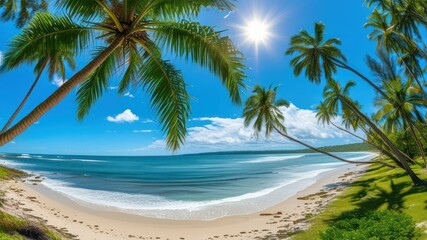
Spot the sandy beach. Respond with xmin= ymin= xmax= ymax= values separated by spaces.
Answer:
xmin=0 ymin=164 xmax=366 ymax=240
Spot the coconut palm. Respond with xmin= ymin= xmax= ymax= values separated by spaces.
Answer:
xmin=365 ymin=0 xmax=427 ymax=38
xmin=323 ymin=79 xmax=426 ymax=185
xmin=0 ymin=47 xmax=76 ymax=133
xmin=0 ymin=0 xmax=48 ymax=27
xmin=365 ymin=9 xmax=425 ymax=89
xmin=375 ymin=78 xmax=427 ymax=167
xmin=243 ymin=85 xmax=379 ymax=165
xmin=366 ymin=50 xmax=427 ymax=165
xmin=316 ymin=102 xmax=398 ymax=168
xmin=285 ymin=22 xmax=388 ymax=98
xmin=0 ymin=0 xmax=247 ymax=151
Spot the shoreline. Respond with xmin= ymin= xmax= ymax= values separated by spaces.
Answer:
xmin=1 ymin=163 xmax=367 ymax=240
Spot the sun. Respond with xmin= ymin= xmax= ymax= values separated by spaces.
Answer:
xmin=244 ymin=19 xmax=270 ymax=44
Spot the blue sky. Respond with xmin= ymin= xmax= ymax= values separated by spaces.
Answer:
xmin=0 ymin=0 xmax=378 ymax=156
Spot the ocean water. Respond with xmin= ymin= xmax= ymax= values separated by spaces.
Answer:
xmin=0 ymin=152 xmax=376 ymax=220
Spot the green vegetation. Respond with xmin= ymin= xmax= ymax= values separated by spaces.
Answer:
xmin=293 ymin=162 xmax=427 ymax=240
xmin=320 ymin=211 xmax=420 ymax=240
xmin=315 ymin=143 xmax=375 ymax=153
xmin=0 ymin=166 xmax=26 ymax=180
xmin=0 ymin=211 xmax=62 ymax=240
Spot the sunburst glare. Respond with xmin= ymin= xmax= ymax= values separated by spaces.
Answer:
xmin=244 ymin=19 xmax=271 ymax=44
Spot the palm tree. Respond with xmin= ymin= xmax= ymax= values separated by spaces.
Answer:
xmin=0 ymin=0 xmax=247 ymax=151
xmin=365 ymin=9 xmax=425 ymax=89
xmin=0 ymin=0 xmax=48 ymax=27
xmin=316 ymin=102 xmax=398 ymax=168
xmin=285 ymin=22 xmax=389 ymax=99
xmin=243 ymin=85 xmax=381 ymax=165
xmin=375 ymin=78 xmax=427 ymax=167
xmin=0 ymin=47 xmax=76 ymax=133
xmin=365 ymin=0 xmax=427 ymax=38
xmin=366 ymin=49 xmax=427 ymax=166
xmin=323 ymin=79 xmax=426 ymax=185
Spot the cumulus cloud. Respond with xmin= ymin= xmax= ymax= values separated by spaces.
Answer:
xmin=144 ymin=104 xmax=358 ymax=152
xmin=109 ymin=86 xmax=118 ymax=90
xmin=124 ymin=92 xmax=134 ymax=98
xmin=52 ymin=75 xmax=67 ymax=87
xmin=107 ymin=109 xmax=139 ymax=123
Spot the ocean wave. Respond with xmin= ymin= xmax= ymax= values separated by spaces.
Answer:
xmin=37 ymin=158 xmax=68 ymax=162
xmin=0 ymin=160 xmax=33 ymax=168
xmin=71 ymin=159 xmax=108 ymax=163
xmin=41 ymin=167 xmax=333 ymax=220
xmin=242 ymin=154 xmax=305 ymax=163
xmin=311 ymin=162 xmax=346 ymax=167
xmin=17 ymin=154 xmax=31 ymax=159
xmin=348 ymin=153 xmax=378 ymax=161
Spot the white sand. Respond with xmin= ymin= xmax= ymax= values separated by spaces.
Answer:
xmin=1 ymin=165 xmax=366 ymax=240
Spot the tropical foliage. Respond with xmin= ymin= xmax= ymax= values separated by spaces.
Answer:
xmin=246 ymin=0 xmax=427 ymax=186
xmin=0 ymin=0 xmax=247 ymax=151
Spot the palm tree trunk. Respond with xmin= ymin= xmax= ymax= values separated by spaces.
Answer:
xmin=0 ymin=36 xmax=124 ymax=146
xmin=362 ymin=124 xmax=417 ymax=165
xmin=331 ymin=58 xmax=389 ymax=100
xmin=272 ymin=126 xmax=394 ymax=167
xmin=0 ymin=60 xmax=47 ymax=134
xmin=405 ymin=120 xmax=427 ymax=168
xmin=330 ymin=122 xmax=398 ymax=168
xmin=340 ymin=96 xmax=427 ymax=186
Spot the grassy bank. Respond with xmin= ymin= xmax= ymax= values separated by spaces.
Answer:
xmin=0 ymin=166 xmax=64 ymax=240
xmin=293 ymin=160 xmax=427 ymax=239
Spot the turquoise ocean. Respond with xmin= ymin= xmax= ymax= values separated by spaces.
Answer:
xmin=0 ymin=152 xmax=375 ymax=220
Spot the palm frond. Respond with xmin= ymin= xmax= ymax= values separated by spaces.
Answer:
xmin=0 ymin=11 xmax=91 ymax=72
xmin=76 ymin=47 xmax=118 ymax=120
xmin=137 ymin=46 xmax=190 ymax=151
xmin=155 ymin=20 xmax=246 ymax=104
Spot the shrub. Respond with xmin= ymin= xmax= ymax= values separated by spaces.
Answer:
xmin=320 ymin=210 xmax=421 ymax=240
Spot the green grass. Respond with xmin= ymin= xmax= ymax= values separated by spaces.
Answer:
xmin=293 ymin=161 xmax=427 ymax=240
xmin=0 ymin=166 xmax=26 ymax=180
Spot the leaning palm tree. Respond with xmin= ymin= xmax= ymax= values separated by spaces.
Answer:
xmin=285 ymin=22 xmax=389 ymax=98
xmin=316 ymin=101 xmax=398 ymax=168
xmin=0 ymin=47 xmax=76 ymax=133
xmin=0 ymin=0 xmax=246 ymax=151
xmin=366 ymin=50 xmax=427 ymax=166
xmin=243 ymin=85 xmax=381 ymax=165
xmin=375 ymin=78 xmax=427 ymax=167
xmin=323 ymin=79 xmax=426 ymax=185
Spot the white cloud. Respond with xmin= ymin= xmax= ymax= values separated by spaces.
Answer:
xmin=109 ymin=86 xmax=118 ymax=90
xmin=52 ymin=75 xmax=67 ymax=87
xmin=144 ymin=104 xmax=359 ymax=152
xmin=142 ymin=119 xmax=154 ymax=124
xmin=133 ymin=130 xmax=155 ymax=133
xmin=0 ymin=51 xmax=3 ymax=66
xmin=107 ymin=109 xmax=139 ymax=123
xmin=124 ymin=92 xmax=134 ymax=98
